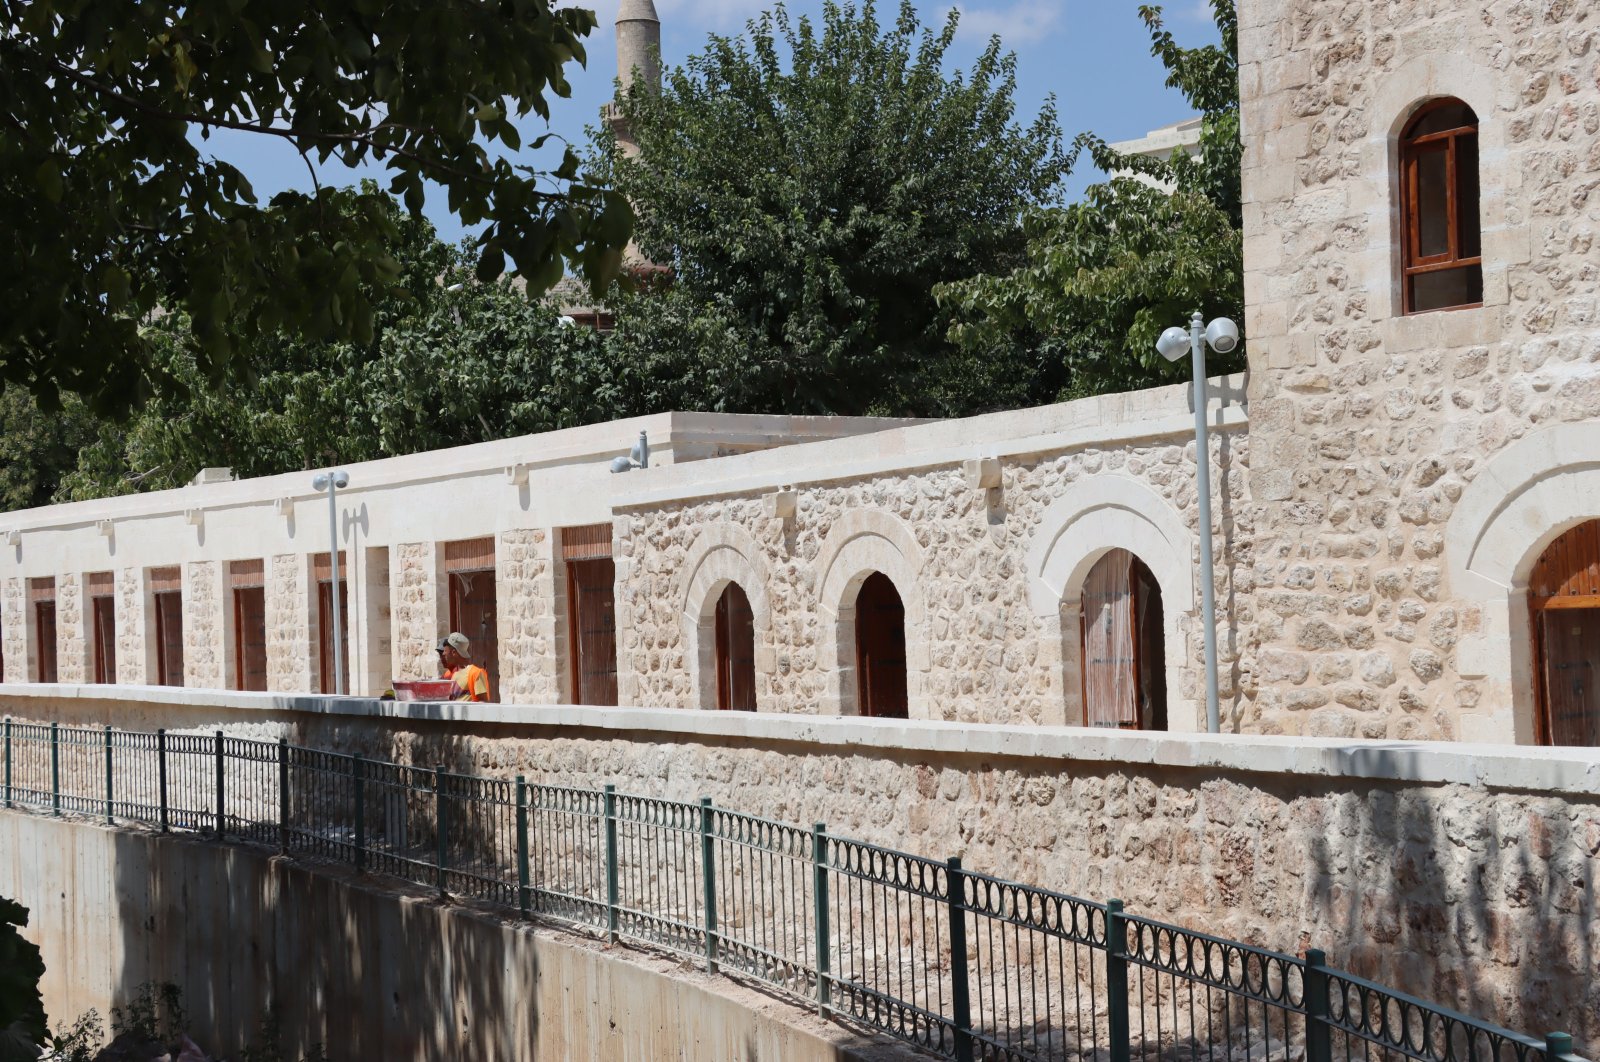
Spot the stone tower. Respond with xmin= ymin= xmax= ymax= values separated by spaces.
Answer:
xmin=609 ymin=0 xmax=661 ymax=160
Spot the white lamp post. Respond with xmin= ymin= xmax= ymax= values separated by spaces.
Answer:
xmin=311 ymin=469 xmax=350 ymax=695
xmin=1156 ymin=312 xmax=1239 ymax=735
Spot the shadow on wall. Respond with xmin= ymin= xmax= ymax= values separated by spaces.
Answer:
xmin=1302 ymin=778 xmax=1597 ymax=1041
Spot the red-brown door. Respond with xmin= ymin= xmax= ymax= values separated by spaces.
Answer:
xmin=34 ymin=600 xmax=57 ymax=683
xmin=714 ymin=583 xmax=757 ymax=710
xmin=449 ymin=570 xmax=499 ymax=702
xmin=1530 ymin=520 xmax=1600 ymax=746
xmin=317 ymin=579 xmax=350 ymax=694
xmin=154 ymin=591 xmax=184 ymax=686
xmin=566 ymin=558 xmax=618 ymax=706
xmin=91 ymin=596 xmax=117 ymax=684
xmin=854 ymin=573 xmax=907 ymax=718
xmin=233 ymin=586 xmax=268 ymax=691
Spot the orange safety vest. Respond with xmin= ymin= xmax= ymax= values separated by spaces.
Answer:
xmin=445 ymin=664 xmax=491 ymax=702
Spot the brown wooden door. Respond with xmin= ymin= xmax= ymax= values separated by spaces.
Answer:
xmin=233 ymin=586 xmax=268 ymax=691
xmin=854 ymin=572 xmax=907 ymax=718
xmin=714 ymin=583 xmax=757 ymax=711
xmin=566 ymin=558 xmax=618 ymax=706
xmin=92 ymin=597 xmax=117 ymax=684
xmin=317 ymin=579 xmax=350 ymax=694
xmin=449 ymin=570 xmax=499 ymax=702
xmin=1080 ymin=550 xmax=1166 ymax=730
xmin=34 ymin=600 xmax=57 ymax=683
xmin=154 ymin=591 xmax=184 ymax=686
xmin=1529 ymin=520 xmax=1600 ymax=746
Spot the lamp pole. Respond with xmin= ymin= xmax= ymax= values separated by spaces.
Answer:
xmin=1157 ymin=312 xmax=1238 ymax=735
xmin=1186 ymin=313 xmax=1221 ymax=735
xmin=311 ymin=470 xmax=350 ymax=695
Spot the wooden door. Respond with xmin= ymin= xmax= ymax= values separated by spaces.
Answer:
xmin=92 ymin=597 xmax=117 ymax=684
xmin=154 ymin=591 xmax=184 ymax=686
xmin=854 ymin=572 xmax=907 ymax=718
xmin=566 ymin=558 xmax=618 ymax=706
xmin=714 ymin=583 xmax=757 ymax=710
xmin=1529 ymin=520 xmax=1600 ymax=746
xmin=34 ymin=600 xmax=57 ymax=683
xmin=449 ymin=570 xmax=499 ymax=702
xmin=233 ymin=587 xmax=268 ymax=691
xmin=317 ymin=579 xmax=350 ymax=694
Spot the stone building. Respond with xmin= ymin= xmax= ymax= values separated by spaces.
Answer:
xmin=2 ymin=0 xmax=1598 ymax=752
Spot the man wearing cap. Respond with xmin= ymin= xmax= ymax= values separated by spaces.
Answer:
xmin=437 ymin=632 xmax=491 ymax=702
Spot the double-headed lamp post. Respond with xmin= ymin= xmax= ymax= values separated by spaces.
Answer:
xmin=311 ymin=469 xmax=350 ymax=695
xmin=1156 ymin=312 xmax=1239 ymax=735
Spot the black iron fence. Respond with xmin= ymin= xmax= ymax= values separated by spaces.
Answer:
xmin=1 ymin=718 xmax=1584 ymax=1062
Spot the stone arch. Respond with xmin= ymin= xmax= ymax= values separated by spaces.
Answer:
xmin=1364 ymin=52 xmax=1508 ymax=317
xmin=1025 ymin=476 xmax=1199 ymax=731
xmin=1444 ymin=424 xmax=1600 ymax=744
xmin=678 ymin=523 xmax=774 ymax=710
xmin=813 ymin=510 xmax=929 ymax=718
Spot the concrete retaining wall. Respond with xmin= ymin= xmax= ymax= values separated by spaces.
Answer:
xmin=0 ymin=811 xmax=913 ymax=1061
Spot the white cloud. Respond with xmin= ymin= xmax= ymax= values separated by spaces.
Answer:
xmin=1176 ymin=0 xmax=1217 ymax=23
xmin=950 ymin=0 xmax=1064 ymax=46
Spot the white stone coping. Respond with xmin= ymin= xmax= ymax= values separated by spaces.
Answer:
xmin=4 ymin=683 xmax=1598 ymax=796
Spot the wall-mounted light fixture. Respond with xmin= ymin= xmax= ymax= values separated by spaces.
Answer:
xmin=505 ymin=463 xmax=530 ymax=486
xmin=763 ymin=487 xmax=797 ymax=521
xmin=609 ymin=431 xmax=650 ymax=474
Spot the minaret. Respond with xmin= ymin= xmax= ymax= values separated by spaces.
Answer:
xmin=609 ymin=0 xmax=661 ymax=160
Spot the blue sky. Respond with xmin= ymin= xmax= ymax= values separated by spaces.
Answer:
xmin=209 ymin=0 xmax=1223 ymax=245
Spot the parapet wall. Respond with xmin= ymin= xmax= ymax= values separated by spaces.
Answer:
xmin=4 ymin=685 xmax=1598 ymax=1048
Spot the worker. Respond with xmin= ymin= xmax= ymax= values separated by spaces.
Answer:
xmin=437 ymin=632 xmax=491 ymax=702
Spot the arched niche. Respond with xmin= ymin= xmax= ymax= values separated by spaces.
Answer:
xmin=679 ymin=523 xmax=773 ymax=711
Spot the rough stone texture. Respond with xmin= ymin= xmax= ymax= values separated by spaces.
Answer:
xmin=267 ymin=554 xmax=311 ymax=692
xmin=392 ymin=542 xmax=443 ymax=682
xmin=115 ymin=569 xmax=148 ymax=684
xmin=284 ymin=715 xmax=1600 ymax=1050
xmin=183 ymin=561 xmax=224 ymax=689
xmin=1236 ymin=0 xmax=1600 ymax=741
xmin=1 ymin=577 xmax=23 ymax=684
xmin=55 ymin=574 xmax=87 ymax=684
xmin=496 ymin=529 xmax=560 ymax=704
xmin=618 ymin=437 xmax=1252 ymax=729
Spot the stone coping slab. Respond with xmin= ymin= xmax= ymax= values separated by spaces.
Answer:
xmin=3 ymin=682 xmax=1598 ymax=796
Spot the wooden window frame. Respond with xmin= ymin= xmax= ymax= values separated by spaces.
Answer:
xmin=1527 ymin=520 xmax=1600 ymax=746
xmin=1399 ymin=99 xmax=1482 ymax=315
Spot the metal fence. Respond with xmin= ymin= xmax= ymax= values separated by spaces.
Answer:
xmin=1 ymin=718 xmax=1584 ymax=1062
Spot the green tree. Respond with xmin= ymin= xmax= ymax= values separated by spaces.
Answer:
xmin=0 ymin=898 xmax=47 ymax=1062
xmin=939 ymin=0 xmax=1244 ymax=399
xmin=54 ymin=195 xmax=623 ymax=503
xmin=594 ymin=0 xmax=1069 ymax=417
xmin=0 ymin=0 xmax=632 ymax=417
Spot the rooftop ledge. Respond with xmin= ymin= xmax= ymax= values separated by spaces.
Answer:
xmin=2 ymin=683 xmax=1597 ymax=796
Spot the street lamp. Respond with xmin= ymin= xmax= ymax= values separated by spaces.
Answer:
xmin=1156 ymin=312 xmax=1239 ymax=735
xmin=311 ymin=469 xmax=350 ymax=695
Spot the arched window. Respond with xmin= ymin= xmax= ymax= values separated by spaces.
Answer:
xmin=1080 ymin=549 xmax=1166 ymax=730
xmin=1529 ymin=520 xmax=1600 ymax=746
xmin=854 ymin=572 xmax=907 ymax=718
xmin=1400 ymin=99 xmax=1481 ymax=314
xmin=713 ymin=583 xmax=757 ymax=710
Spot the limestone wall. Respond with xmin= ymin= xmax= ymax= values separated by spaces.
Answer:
xmin=182 ymin=560 xmax=224 ymax=689
xmin=267 ymin=554 xmax=311 ymax=692
xmin=392 ymin=541 xmax=442 ymax=682
xmin=1236 ymin=0 xmax=1600 ymax=743
xmin=2 ymin=578 xmax=23 ymax=684
xmin=496 ymin=528 xmax=561 ymax=704
xmin=617 ymin=431 xmax=1250 ymax=730
xmin=56 ymin=573 xmax=87 ymax=684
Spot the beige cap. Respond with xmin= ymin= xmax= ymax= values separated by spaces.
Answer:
xmin=437 ymin=632 xmax=471 ymax=656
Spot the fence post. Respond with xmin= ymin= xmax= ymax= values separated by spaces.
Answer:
xmin=434 ymin=766 xmax=448 ymax=897
xmin=213 ymin=730 xmax=225 ymax=839
xmin=1547 ymin=1033 xmax=1575 ymax=1061
xmin=812 ymin=823 xmax=830 ymax=1017
xmin=946 ymin=857 xmax=974 ymax=1062
xmin=700 ymin=797 xmax=717 ymax=973
xmin=1106 ymin=899 xmax=1131 ymax=1062
xmin=515 ymin=776 xmax=530 ymax=920
xmin=352 ymin=754 xmax=365 ymax=872
xmin=277 ymin=738 xmax=289 ymax=854
xmin=1304 ymin=948 xmax=1332 ymax=1062
xmin=104 ymin=726 xmax=113 ymax=824
xmin=49 ymin=721 xmax=60 ymax=816
xmin=157 ymin=728 xmax=169 ymax=832
xmin=603 ymin=784 xmax=619 ymax=944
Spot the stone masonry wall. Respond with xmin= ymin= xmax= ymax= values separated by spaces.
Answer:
xmin=619 ymin=436 xmax=1251 ymax=727
xmin=184 ymin=560 xmax=224 ymax=689
xmin=55 ymin=573 xmax=87 ymax=684
xmin=392 ymin=542 xmax=442 ymax=682
xmin=288 ymin=715 xmax=1600 ymax=1049
xmin=1236 ymin=0 xmax=1600 ymax=741
xmin=496 ymin=529 xmax=561 ymax=704
xmin=2 ymin=577 xmax=24 ymax=684
xmin=115 ymin=569 xmax=147 ymax=684
xmin=267 ymin=554 xmax=311 ymax=692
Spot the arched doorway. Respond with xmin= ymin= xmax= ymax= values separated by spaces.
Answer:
xmin=1529 ymin=520 xmax=1600 ymax=746
xmin=854 ymin=572 xmax=907 ymax=718
xmin=713 ymin=582 xmax=757 ymax=710
xmin=1080 ymin=549 xmax=1167 ymax=730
